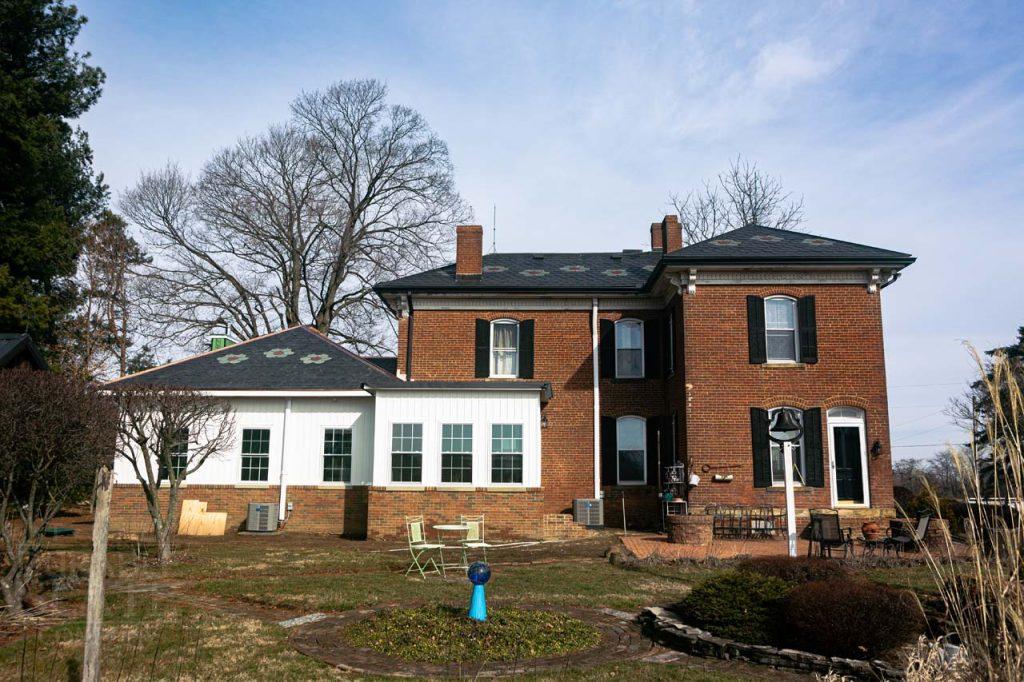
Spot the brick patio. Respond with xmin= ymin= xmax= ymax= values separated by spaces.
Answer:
xmin=621 ymin=533 xmax=820 ymax=560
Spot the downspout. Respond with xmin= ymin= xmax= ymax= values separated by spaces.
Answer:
xmin=592 ymin=297 xmax=601 ymax=499
xmin=278 ymin=398 xmax=291 ymax=522
xmin=404 ymin=293 xmax=414 ymax=381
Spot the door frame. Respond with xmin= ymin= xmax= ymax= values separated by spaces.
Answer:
xmin=827 ymin=407 xmax=870 ymax=508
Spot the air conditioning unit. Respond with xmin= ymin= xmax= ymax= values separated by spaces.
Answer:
xmin=246 ymin=503 xmax=279 ymax=532
xmin=572 ymin=498 xmax=604 ymax=527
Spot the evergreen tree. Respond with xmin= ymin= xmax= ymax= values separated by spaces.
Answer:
xmin=0 ymin=0 xmax=106 ymax=348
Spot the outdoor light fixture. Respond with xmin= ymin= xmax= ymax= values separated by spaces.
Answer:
xmin=871 ymin=440 xmax=882 ymax=458
xmin=768 ymin=408 xmax=803 ymax=558
xmin=541 ymin=415 xmax=549 ymax=429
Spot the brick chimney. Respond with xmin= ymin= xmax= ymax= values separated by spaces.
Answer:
xmin=662 ymin=215 xmax=683 ymax=253
xmin=455 ymin=225 xmax=483 ymax=278
xmin=650 ymin=222 xmax=664 ymax=251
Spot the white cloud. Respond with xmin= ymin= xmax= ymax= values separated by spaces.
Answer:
xmin=753 ymin=39 xmax=841 ymax=90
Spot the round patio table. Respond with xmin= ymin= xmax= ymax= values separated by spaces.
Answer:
xmin=433 ymin=524 xmax=470 ymax=575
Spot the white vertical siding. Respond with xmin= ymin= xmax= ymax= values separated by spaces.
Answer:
xmin=371 ymin=390 xmax=542 ymax=488
xmin=112 ymin=396 xmax=375 ymax=486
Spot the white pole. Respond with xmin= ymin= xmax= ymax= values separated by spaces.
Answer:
xmin=783 ymin=440 xmax=797 ymax=557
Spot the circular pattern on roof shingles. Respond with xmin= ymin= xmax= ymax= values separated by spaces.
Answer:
xmin=264 ymin=348 xmax=294 ymax=358
xmin=520 ymin=269 xmax=548 ymax=277
xmin=560 ymin=265 xmax=589 ymax=273
xmin=802 ymin=238 xmax=833 ymax=246
xmin=602 ymin=268 xmax=628 ymax=276
xmin=482 ymin=265 xmax=507 ymax=273
xmin=711 ymin=239 xmax=740 ymax=246
xmin=642 ymin=264 xmax=656 ymax=271
xmin=751 ymin=235 xmax=783 ymax=242
xmin=300 ymin=353 xmax=332 ymax=364
xmin=218 ymin=353 xmax=248 ymax=364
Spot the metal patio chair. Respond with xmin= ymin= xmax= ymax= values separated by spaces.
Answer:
xmin=405 ymin=515 xmax=443 ymax=578
xmin=807 ymin=508 xmax=853 ymax=558
xmin=459 ymin=514 xmax=493 ymax=563
xmin=885 ymin=514 xmax=932 ymax=557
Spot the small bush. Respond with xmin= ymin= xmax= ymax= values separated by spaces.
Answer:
xmin=673 ymin=570 xmax=791 ymax=644
xmin=736 ymin=555 xmax=852 ymax=584
xmin=779 ymin=579 xmax=925 ymax=658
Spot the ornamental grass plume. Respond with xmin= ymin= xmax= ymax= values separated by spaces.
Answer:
xmin=910 ymin=346 xmax=1024 ymax=681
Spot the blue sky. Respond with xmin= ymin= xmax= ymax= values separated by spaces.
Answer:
xmin=76 ymin=1 xmax=1024 ymax=459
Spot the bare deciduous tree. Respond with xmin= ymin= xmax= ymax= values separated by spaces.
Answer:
xmin=112 ymin=385 xmax=234 ymax=564
xmin=671 ymin=157 xmax=804 ymax=244
xmin=0 ymin=370 xmax=116 ymax=610
xmin=121 ymin=79 xmax=470 ymax=354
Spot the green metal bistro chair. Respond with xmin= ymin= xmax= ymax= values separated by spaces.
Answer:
xmin=405 ymin=515 xmax=443 ymax=578
xmin=459 ymin=514 xmax=493 ymax=563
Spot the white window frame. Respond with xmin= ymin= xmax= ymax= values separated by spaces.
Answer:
xmin=239 ymin=425 xmax=272 ymax=483
xmin=764 ymin=296 xmax=799 ymax=363
xmin=440 ymin=423 xmax=474 ymax=486
xmin=321 ymin=426 xmax=353 ymax=484
xmin=390 ymin=422 xmax=424 ymax=484
xmin=489 ymin=423 xmax=524 ymax=485
xmin=826 ymin=407 xmax=871 ymax=508
xmin=489 ymin=319 xmax=519 ymax=378
xmin=616 ymin=416 xmax=647 ymax=485
xmin=614 ymin=319 xmax=645 ymax=379
xmin=768 ymin=407 xmax=805 ymax=487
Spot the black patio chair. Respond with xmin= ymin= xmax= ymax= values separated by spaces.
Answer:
xmin=807 ymin=508 xmax=853 ymax=558
xmin=884 ymin=514 xmax=931 ymax=556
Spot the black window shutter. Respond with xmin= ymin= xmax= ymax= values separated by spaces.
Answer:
xmin=644 ymin=318 xmax=661 ymax=379
xmin=798 ymin=296 xmax=818 ymax=364
xmin=474 ymin=319 xmax=489 ymax=378
xmin=599 ymin=319 xmax=615 ymax=378
xmin=518 ymin=320 xmax=535 ymax=378
xmin=645 ymin=416 xmax=661 ymax=486
xmin=802 ymin=407 xmax=824 ymax=487
xmin=750 ymin=407 xmax=771 ymax=488
xmin=664 ymin=311 xmax=675 ymax=375
xmin=600 ymin=416 xmax=617 ymax=486
xmin=747 ymin=296 xmax=766 ymax=364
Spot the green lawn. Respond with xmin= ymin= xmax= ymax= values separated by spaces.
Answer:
xmin=0 ymin=530 xmax=939 ymax=680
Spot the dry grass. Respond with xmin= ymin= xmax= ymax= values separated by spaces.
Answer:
xmin=912 ymin=347 xmax=1024 ymax=680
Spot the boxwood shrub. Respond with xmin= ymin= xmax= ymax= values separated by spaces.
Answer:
xmin=778 ymin=579 xmax=926 ymax=658
xmin=736 ymin=555 xmax=852 ymax=585
xmin=672 ymin=570 xmax=791 ymax=645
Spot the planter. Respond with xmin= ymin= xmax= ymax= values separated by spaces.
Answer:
xmin=667 ymin=514 xmax=712 ymax=545
xmin=862 ymin=521 xmax=882 ymax=541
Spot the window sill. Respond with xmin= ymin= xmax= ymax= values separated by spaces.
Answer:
xmin=385 ymin=485 xmax=425 ymax=491
xmin=316 ymin=483 xmax=353 ymax=489
xmin=435 ymin=485 xmax=475 ymax=491
xmin=235 ymin=483 xmax=270 ymax=489
xmin=765 ymin=486 xmax=814 ymax=493
xmin=763 ymin=361 xmax=807 ymax=368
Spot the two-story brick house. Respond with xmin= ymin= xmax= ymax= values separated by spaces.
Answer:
xmin=108 ymin=216 xmax=913 ymax=539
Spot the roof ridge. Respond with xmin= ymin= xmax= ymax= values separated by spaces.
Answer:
xmin=102 ymin=325 xmax=300 ymax=386
xmin=682 ymin=223 xmax=911 ymax=257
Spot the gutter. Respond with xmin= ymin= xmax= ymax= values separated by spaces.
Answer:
xmin=278 ymin=398 xmax=291 ymax=522
xmin=592 ymin=297 xmax=601 ymax=500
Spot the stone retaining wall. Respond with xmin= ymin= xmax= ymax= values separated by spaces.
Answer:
xmin=638 ymin=606 xmax=903 ymax=680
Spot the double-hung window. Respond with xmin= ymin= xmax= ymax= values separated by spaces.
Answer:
xmin=765 ymin=297 xmax=799 ymax=362
xmin=241 ymin=428 xmax=270 ymax=482
xmin=490 ymin=320 xmax=519 ymax=377
xmin=323 ymin=428 xmax=352 ymax=482
xmin=615 ymin=319 xmax=644 ymax=378
xmin=159 ymin=427 xmax=189 ymax=480
xmin=768 ymin=407 xmax=805 ymax=486
xmin=391 ymin=423 xmax=423 ymax=483
xmin=490 ymin=424 xmax=523 ymax=483
xmin=441 ymin=424 xmax=473 ymax=483
xmin=616 ymin=416 xmax=646 ymax=484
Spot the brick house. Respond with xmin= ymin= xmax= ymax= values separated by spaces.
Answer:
xmin=107 ymin=217 xmax=914 ymax=539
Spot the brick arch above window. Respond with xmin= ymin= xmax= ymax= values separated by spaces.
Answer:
xmin=822 ymin=395 xmax=872 ymax=411
xmin=759 ymin=395 xmax=813 ymax=410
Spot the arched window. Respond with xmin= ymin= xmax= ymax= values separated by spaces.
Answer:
xmin=765 ymin=296 xmax=799 ymax=362
xmin=614 ymin=319 xmax=644 ymax=378
xmin=768 ymin=407 xmax=805 ymax=486
xmin=490 ymin=319 xmax=519 ymax=377
xmin=616 ymin=416 xmax=646 ymax=484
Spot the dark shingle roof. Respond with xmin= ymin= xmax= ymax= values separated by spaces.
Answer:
xmin=660 ymin=224 xmax=915 ymax=266
xmin=0 ymin=333 xmax=48 ymax=370
xmin=105 ymin=326 xmax=403 ymax=390
xmin=374 ymin=225 xmax=913 ymax=296
xmin=375 ymin=251 xmax=661 ymax=294
xmin=362 ymin=356 xmax=398 ymax=375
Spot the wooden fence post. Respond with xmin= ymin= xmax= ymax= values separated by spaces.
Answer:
xmin=82 ymin=465 xmax=112 ymax=682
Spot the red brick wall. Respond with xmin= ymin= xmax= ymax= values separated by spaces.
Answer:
xmin=366 ymin=487 xmax=546 ymax=539
xmin=110 ymin=484 xmax=368 ymax=536
xmin=680 ymin=284 xmax=894 ymax=511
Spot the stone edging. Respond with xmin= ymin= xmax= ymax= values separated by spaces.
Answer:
xmin=639 ymin=606 xmax=904 ymax=681
xmin=290 ymin=605 xmax=654 ymax=677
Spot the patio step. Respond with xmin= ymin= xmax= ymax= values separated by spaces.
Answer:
xmin=541 ymin=513 xmax=595 ymax=541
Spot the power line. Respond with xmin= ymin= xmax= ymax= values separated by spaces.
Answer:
xmin=889 ymin=382 xmax=964 ymax=388
xmin=892 ymin=443 xmax=963 ymax=448
xmin=891 ymin=409 xmax=946 ymax=428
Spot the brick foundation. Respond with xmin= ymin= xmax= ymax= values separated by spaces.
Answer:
xmin=110 ymin=484 xmax=369 ymax=536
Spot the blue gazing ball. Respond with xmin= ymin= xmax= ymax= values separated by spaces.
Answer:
xmin=468 ymin=562 xmax=491 ymax=585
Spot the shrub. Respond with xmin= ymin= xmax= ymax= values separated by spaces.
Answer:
xmin=779 ymin=579 xmax=925 ymax=659
xmin=672 ymin=570 xmax=791 ymax=644
xmin=736 ymin=555 xmax=852 ymax=584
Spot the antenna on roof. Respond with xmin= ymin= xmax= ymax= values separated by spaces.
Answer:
xmin=491 ymin=204 xmax=497 ymax=254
